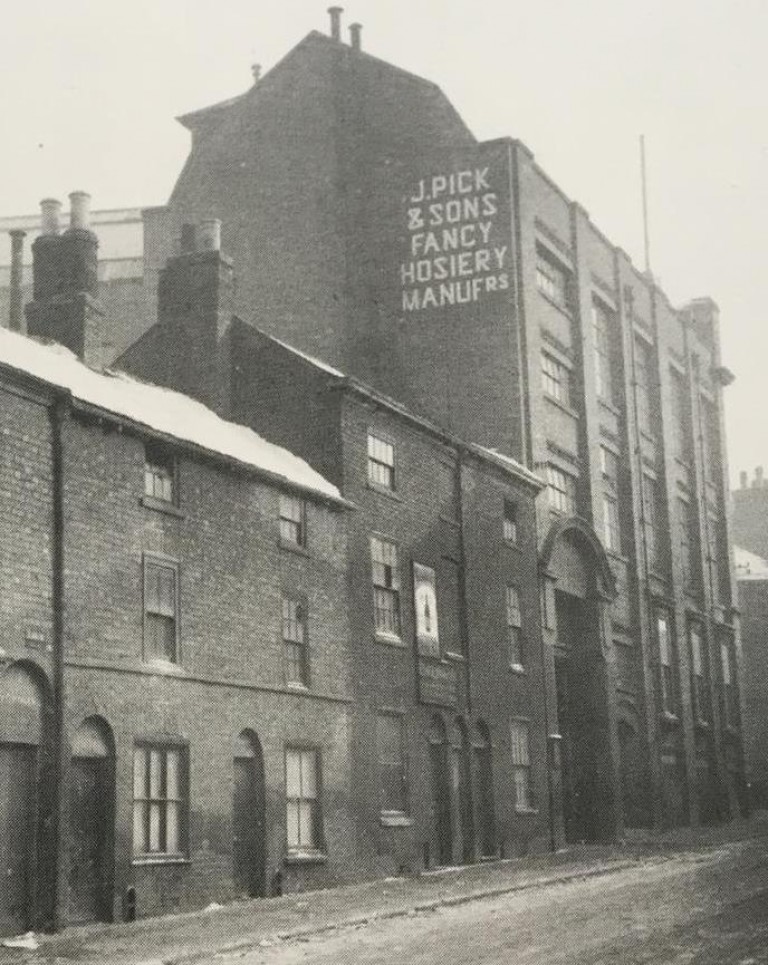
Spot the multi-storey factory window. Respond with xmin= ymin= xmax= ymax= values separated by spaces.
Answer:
xmin=541 ymin=351 xmax=571 ymax=406
xmin=678 ymin=497 xmax=694 ymax=588
xmin=720 ymin=637 xmax=737 ymax=728
xmin=144 ymin=442 xmax=176 ymax=504
xmin=503 ymin=499 xmax=519 ymax=543
xmin=535 ymin=248 xmax=568 ymax=309
xmin=657 ymin=610 xmax=677 ymax=715
xmin=506 ymin=584 xmax=523 ymax=669
xmin=592 ymin=301 xmax=614 ymax=404
xmin=689 ymin=622 xmax=709 ymax=724
xmin=642 ymin=475 xmax=662 ymax=571
xmin=282 ymin=596 xmax=309 ymax=686
xmin=367 ymin=432 xmax=395 ymax=491
xmin=285 ymin=747 xmax=323 ymax=854
xmin=600 ymin=446 xmax=621 ymax=554
xmin=546 ymin=464 xmax=577 ymax=516
xmin=510 ymin=720 xmax=533 ymax=811
xmin=279 ymin=494 xmax=307 ymax=547
xmin=133 ymin=744 xmax=188 ymax=857
xmin=370 ymin=535 xmax=401 ymax=637
xmin=670 ymin=370 xmax=692 ymax=461
xmin=634 ymin=338 xmax=654 ymax=437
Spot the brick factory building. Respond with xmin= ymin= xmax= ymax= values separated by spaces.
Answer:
xmin=0 ymin=8 xmax=744 ymax=935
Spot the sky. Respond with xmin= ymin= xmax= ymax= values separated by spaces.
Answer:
xmin=0 ymin=0 xmax=766 ymax=487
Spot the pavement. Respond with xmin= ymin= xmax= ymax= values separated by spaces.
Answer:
xmin=3 ymin=813 xmax=767 ymax=965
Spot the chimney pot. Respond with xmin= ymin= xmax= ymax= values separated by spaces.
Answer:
xmin=740 ymin=470 xmax=748 ymax=489
xmin=69 ymin=191 xmax=91 ymax=231
xmin=40 ymin=198 xmax=62 ymax=236
xmin=199 ymin=219 xmax=222 ymax=253
xmin=757 ymin=466 xmax=764 ymax=484
xmin=251 ymin=63 xmax=261 ymax=84
xmin=328 ymin=6 xmax=343 ymax=41
xmin=349 ymin=22 xmax=362 ymax=50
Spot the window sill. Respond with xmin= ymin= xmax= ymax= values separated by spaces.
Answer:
xmin=286 ymin=681 xmax=311 ymax=693
xmin=694 ymin=718 xmax=711 ymax=731
xmin=504 ymin=539 xmax=523 ymax=551
xmin=509 ymin=663 xmax=527 ymax=676
xmin=598 ymin=397 xmax=621 ymax=418
xmin=514 ymin=806 xmax=539 ymax=815
xmin=142 ymin=658 xmax=185 ymax=676
xmin=444 ymin=651 xmax=467 ymax=663
xmin=140 ymin=495 xmax=185 ymax=519
xmin=279 ymin=538 xmax=310 ymax=557
xmin=537 ymin=290 xmax=572 ymax=320
xmin=379 ymin=812 xmax=414 ymax=828
xmin=659 ymin=711 xmax=680 ymax=726
xmin=543 ymin=394 xmax=580 ymax=420
xmin=285 ymin=850 xmax=327 ymax=866
xmin=375 ymin=631 xmax=406 ymax=648
xmin=132 ymin=855 xmax=191 ymax=867
xmin=367 ymin=481 xmax=403 ymax=502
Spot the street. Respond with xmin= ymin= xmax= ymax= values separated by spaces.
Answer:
xmin=210 ymin=839 xmax=768 ymax=965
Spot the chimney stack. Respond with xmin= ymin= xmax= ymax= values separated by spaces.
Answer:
xmin=740 ymin=470 xmax=748 ymax=490
xmin=26 ymin=191 xmax=104 ymax=365
xmin=8 ymin=230 xmax=26 ymax=332
xmin=251 ymin=63 xmax=261 ymax=84
xmin=199 ymin=218 xmax=222 ymax=252
xmin=349 ymin=22 xmax=362 ymax=51
xmin=328 ymin=6 xmax=343 ymax=41
xmin=756 ymin=466 xmax=764 ymax=488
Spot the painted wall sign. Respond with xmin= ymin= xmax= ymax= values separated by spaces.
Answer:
xmin=413 ymin=562 xmax=439 ymax=656
xmin=401 ymin=166 xmax=509 ymax=312
xmin=417 ymin=658 xmax=458 ymax=708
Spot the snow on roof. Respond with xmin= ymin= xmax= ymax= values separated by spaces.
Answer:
xmin=0 ymin=328 xmax=342 ymax=503
xmin=475 ymin=447 xmax=544 ymax=489
xmin=266 ymin=331 xmax=344 ymax=378
xmin=734 ymin=545 xmax=768 ymax=581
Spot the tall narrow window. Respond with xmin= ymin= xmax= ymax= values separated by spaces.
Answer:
xmin=377 ymin=714 xmax=408 ymax=814
xmin=535 ymin=250 xmax=568 ymax=309
xmin=144 ymin=558 xmax=179 ymax=662
xmin=283 ymin=596 xmax=309 ymax=686
xmin=133 ymin=744 xmax=187 ymax=857
xmin=506 ymin=585 xmax=523 ymax=669
xmin=510 ymin=720 xmax=533 ymax=811
xmin=285 ymin=748 xmax=322 ymax=853
xmin=678 ymin=498 xmax=694 ymax=588
xmin=367 ymin=433 xmax=395 ymax=490
xmin=503 ymin=499 xmax=519 ymax=544
xmin=279 ymin=494 xmax=306 ymax=547
xmin=600 ymin=446 xmax=621 ymax=553
xmin=670 ymin=371 xmax=691 ymax=461
xmin=634 ymin=338 xmax=654 ymax=437
xmin=546 ymin=465 xmax=577 ymax=515
xmin=689 ymin=623 xmax=708 ymax=723
xmin=643 ymin=475 xmax=661 ymax=571
xmin=370 ymin=536 xmax=401 ymax=637
xmin=144 ymin=442 xmax=176 ymax=504
xmin=657 ymin=611 xmax=676 ymax=715
xmin=541 ymin=352 xmax=571 ymax=406
xmin=592 ymin=301 xmax=614 ymax=404
xmin=721 ymin=639 xmax=737 ymax=728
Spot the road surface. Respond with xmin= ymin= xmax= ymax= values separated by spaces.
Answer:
xmin=210 ymin=838 xmax=768 ymax=965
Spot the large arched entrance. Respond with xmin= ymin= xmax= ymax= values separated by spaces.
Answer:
xmin=68 ymin=716 xmax=115 ymax=923
xmin=0 ymin=664 xmax=46 ymax=936
xmin=541 ymin=518 xmax=619 ymax=843
xmin=232 ymin=730 xmax=266 ymax=898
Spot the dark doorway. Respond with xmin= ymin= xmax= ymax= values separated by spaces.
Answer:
xmin=451 ymin=719 xmax=474 ymax=864
xmin=428 ymin=716 xmax=452 ymax=866
xmin=233 ymin=731 xmax=266 ymax=898
xmin=0 ymin=745 xmax=37 ymax=935
xmin=473 ymin=722 xmax=496 ymax=858
xmin=555 ymin=589 xmax=611 ymax=843
xmin=618 ymin=719 xmax=648 ymax=829
xmin=67 ymin=718 xmax=114 ymax=924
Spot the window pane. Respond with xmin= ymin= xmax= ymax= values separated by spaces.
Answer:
xmin=133 ymin=801 xmax=147 ymax=853
xmin=134 ymin=747 xmax=147 ymax=798
xmin=149 ymin=749 xmax=162 ymax=798
xmin=166 ymin=750 xmax=180 ymax=800
xmin=286 ymin=800 xmax=300 ymax=848
xmin=286 ymin=750 xmax=301 ymax=797
xmin=301 ymin=750 xmax=318 ymax=798
xmin=514 ymin=768 xmax=530 ymax=809
xmin=166 ymin=801 xmax=180 ymax=853
xmin=149 ymin=802 xmax=161 ymax=851
xmin=299 ymin=800 xmax=314 ymax=848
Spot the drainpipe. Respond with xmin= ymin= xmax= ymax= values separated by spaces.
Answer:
xmin=49 ymin=393 xmax=69 ymax=930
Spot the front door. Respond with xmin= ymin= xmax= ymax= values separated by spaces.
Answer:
xmin=0 ymin=744 xmax=37 ymax=936
xmin=430 ymin=741 xmax=452 ymax=866
xmin=68 ymin=757 xmax=109 ymax=923
xmin=233 ymin=756 xmax=265 ymax=897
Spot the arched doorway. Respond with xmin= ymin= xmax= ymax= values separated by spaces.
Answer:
xmin=428 ymin=716 xmax=452 ymax=866
xmin=541 ymin=519 xmax=618 ymax=843
xmin=450 ymin=718 xmax=474 ymax=864
xmin=232 ymin=730 xmax=266 ymax=898
xmin=0 ymin=664 xmax=45 ymax=936
xmin=68 ymin=717 xmax=115 ymax=923
xmin=473 ymin=722 xmax=496 ymax=858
